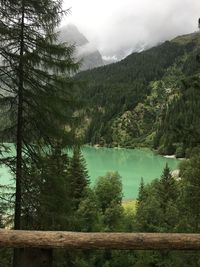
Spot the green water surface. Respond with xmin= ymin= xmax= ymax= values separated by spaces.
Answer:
xmin=0 ymin=146 xmax=179 ymax=200
xmin=82 ymin=146 xmax=179 ymax=199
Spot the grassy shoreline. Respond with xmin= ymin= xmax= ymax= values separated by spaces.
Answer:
xmin=122 ymin=199 xmax=137 ymax=213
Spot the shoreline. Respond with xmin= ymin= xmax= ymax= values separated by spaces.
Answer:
xmin=163 ymin=155 xmax=185 ymax=160
xmin=87 ymin=144 xmax=186 ymax=160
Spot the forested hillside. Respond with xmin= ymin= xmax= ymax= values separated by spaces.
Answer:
xmin=76 ymin=32 xmax=200 ymax=155
xmin=1 ymin=0 xmax=200 ymax=266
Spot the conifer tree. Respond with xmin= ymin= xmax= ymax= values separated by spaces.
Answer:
xmin=0 ymin=0 xmax=78 ymax=228
xmin=159 ymin=164 xmax=177 ymax=211
xmin=69 ymin=146 xmax=89 ymax=209
xmin=0 ymin=1 xmax=79 ymax=265
xmin=137 ymin=177 xmax=147 ymax=204
xmin=180 ymin=151 xmax=200 ymax=232
xmin=75 ymin=188 xmax=101 ymax=232
xmin=21 ymin=148 xmax=73 ymax=231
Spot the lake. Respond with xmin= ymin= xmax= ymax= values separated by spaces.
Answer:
xmin=82 ymin=146 xmax=179 ymax=199
xmin=0 ymin=146 xmax=179 ymax=200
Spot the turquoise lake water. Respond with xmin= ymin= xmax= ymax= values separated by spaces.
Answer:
xmin=82 ymin=146 xmax=179 ymax=199
xmin=0 ymin=146 xmax=179 ymax=199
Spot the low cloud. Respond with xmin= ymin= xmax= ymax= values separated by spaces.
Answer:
xmin=77 ymin=43 xmax=98 ymax=57
xmin=63 ymin=0 xmax=200 ymax=59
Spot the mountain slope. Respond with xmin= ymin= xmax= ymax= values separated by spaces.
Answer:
xmin=59 ymin=24 xmax=103 ymax=71
xmin=76 ymin=32 xmax=200 ymax=153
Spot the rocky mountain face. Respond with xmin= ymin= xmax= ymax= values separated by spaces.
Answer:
xmin=59 ymin=24 xmax=104 ymax=71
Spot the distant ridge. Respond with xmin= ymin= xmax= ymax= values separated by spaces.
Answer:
xmin=59 ymin=24 xmax=104 ymax=71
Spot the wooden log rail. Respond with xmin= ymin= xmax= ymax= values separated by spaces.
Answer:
xmin=1 ymin=230 xmax=200 ymax=250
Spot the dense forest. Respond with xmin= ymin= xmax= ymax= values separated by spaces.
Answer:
xmin=76 ymin=33 xmax=200 ymax=156
xmin=1 ymin=148 xmax=200 ymax=266
xmin=0 ymin=0 xmax=200 ymax=266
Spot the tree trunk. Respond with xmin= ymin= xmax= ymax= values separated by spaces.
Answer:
xmin=13 ymin=1 xmax=25 ymax=266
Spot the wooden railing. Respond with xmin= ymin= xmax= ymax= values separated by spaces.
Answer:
xmin=1 ymin=230 xmax=200 ymax=250
xmin=1 ymin=230 xmax=200 ymax=267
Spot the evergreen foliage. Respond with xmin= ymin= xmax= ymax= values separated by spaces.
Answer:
xmin=75 ymin=33 xmax=200 ymax=152
xmin=1 ymin=2 xmax=200 ymax=265
xmin=0 ymin=0 xmax=80 ymax=265
xmin=179 ymin=148 xmax=200 ymax=232
xmin=159 ymin=164 xmax=177 ymax=211
xmin=154 ymin=75 xmax=200 ymax=156
xmin=0 ymin=7 xmax=81 ymax=261
xmin=69 ymin=146 xmax=89 ymax=209
xmin=0 ymin=0 xmax=79 ymax=232
xmin=137 ymin=177 xmax=147 ymax=204
xmin=75 ymin=188 xmax=101 ymax=232
xmin=94 ymin=172 xmax=122 ymax=213
xmin=21 ymin=149 xmax=73 ymax=231
xmin=133 ymin=155 xmax=200 ymax=266
xmin=64 ymin=159 xmax=200 ymax=267
xmin=1 ymin=151 xmax=200 ymax=266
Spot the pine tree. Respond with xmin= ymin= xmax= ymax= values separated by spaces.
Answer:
xmin=75 ymin=188 xmax=101 ymax=232
xmin=21 ymin=148 xmax=73 ymax=231
xmin=137 ymin=177 xmax=147 ymax=204
xmin=180 ymin=151 xmax=200 ymax=232
xmin=0 ymin=1 xmax=79 ymax=265
xmin=0 ymin=0 xmax=78 ymax=228
xmin=69 ymin=146 xmax=89 ymax=209
xmin=159 ymin=164 xmax=177 ymax=211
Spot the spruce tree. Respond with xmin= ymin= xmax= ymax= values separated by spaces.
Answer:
xmin=0 ymin=1 xmax=79 ymax=265
xmin=180 ymin=151 xmax=200 ymax=232
xmin=21 ymin=148 xmax=73 ymax=231
xmin=0 ymin=0 xmax=78 ymax=228
xmin=69 ymin=146 xmax=89 ymax=209
xmin=159 ymin=164 xmax=177 ymax=211
xmin=137 ymin=177 xmax=147 ymax=204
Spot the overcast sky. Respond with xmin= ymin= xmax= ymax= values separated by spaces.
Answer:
xmin=62 ymin=0 xmax=200 ymax=58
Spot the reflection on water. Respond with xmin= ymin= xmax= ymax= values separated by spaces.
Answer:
xmin=82 ymin=146 xmax=179 ymax=199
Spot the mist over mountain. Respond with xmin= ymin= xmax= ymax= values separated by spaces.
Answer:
xmin=59 ymin=24 xmax=104 ymax=71
xmin=59 ymin=24 xmax=158 ymax=67
xmin=110 ymin=42 xmax=152 ymax=61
